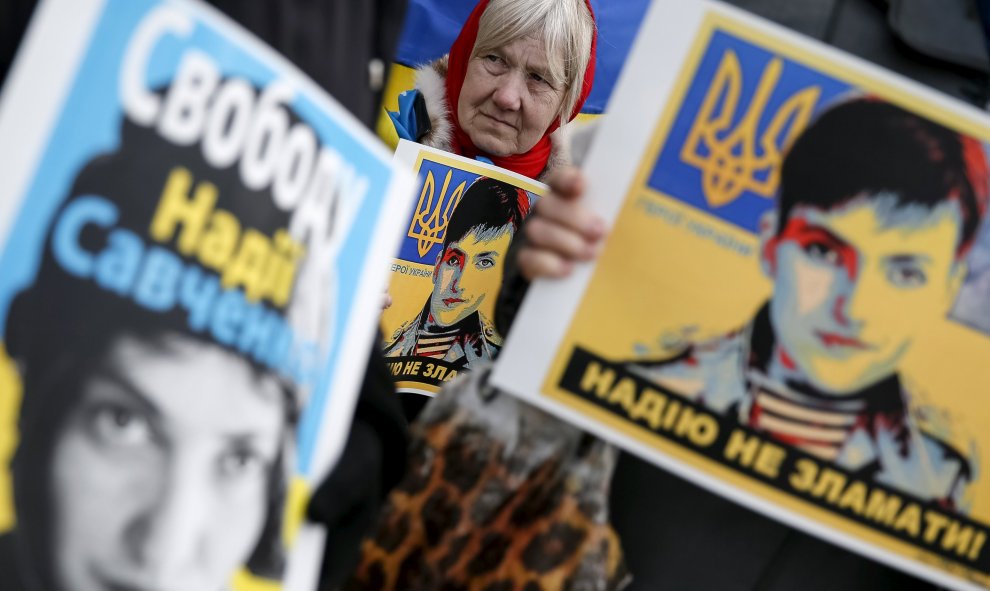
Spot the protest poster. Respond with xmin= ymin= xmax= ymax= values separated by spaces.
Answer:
xmin=491 ymin=1 xmax=990 ymax=589
xmin=0 ymin=1 xmax=415 ymax=590
xmin=382 ymin=140 xmax=544 ymax=396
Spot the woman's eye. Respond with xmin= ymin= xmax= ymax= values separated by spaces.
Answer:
xmin=804 ymin=242 xmax=840 ymax=266
xmin=482 ymin=55 xmax=510 ymax=73
xmin=476 ymin=257 xmax=495 ymax=270
xmin=887 ymin=265 xmax=927 ymax=288
xmin=218 ymin=448 xmax=268 ymax=479
xmin=89 ymin=404 xmax=152 ymax=446
xmin=529 ymin=72 xmax=546 ymax=84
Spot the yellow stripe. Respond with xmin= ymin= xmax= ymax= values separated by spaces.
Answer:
xmin=416 ymin=342 xmax=452 ymax=350
xmin=415 ymin=348 xmax=450 ymax=356
xmin=417 ymin=336 xmax=457 ymax=345
xmin=796 ymin=441 xmax=842 ymax=461
xmin=283 ymin=476 xmax=311 ymax=546
xmin=0 ymin=343 xmax=21 ymax=533
xmin=377 ymin=63 xmax=417 ymax=151
xmin=231 ymin=569 xmax=281 ymax=591
xmin=756 ymin=392 xmax=859 ymax=427
xmin=757 ymin=414 xmax=849 ymax=443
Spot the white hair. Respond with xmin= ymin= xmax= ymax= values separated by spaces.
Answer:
xmin=472 ymin=0 xmax=595 ymax=126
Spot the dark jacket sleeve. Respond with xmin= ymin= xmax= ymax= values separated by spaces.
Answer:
xmin=494 ymin=223 xmax=532 ymax=338
xmin=306 ymin=341 xmax=408 ymax=590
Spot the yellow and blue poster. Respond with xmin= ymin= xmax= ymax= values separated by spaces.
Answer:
xmin=0 ymin=1 xmax=414 ymax=590
xmin=383 ymin=140 xmax=544 ymax=397
xmin=492 ymin=2 xmax=990 ymax=589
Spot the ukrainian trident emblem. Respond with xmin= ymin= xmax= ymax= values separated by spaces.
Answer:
xmin=681 ymin=49 xmax=821 ymax=208
xmin=407 ymin=169 xmax=467 ymax=258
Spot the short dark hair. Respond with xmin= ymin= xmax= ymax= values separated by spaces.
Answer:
xmin=440 ymin=177 xmax=531 ymax=255
xmin=778 ymin=98 xmax=989 ymax=257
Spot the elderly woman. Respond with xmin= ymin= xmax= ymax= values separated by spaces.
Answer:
xmin=389 ymin=0 xmax=597 ymax=180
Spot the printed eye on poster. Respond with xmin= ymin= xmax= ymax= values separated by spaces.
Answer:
xmin=0 ymin=1 xmax=414 ymax=590
xmin=382 ymin=140 xmax=544 ymax=397
xmin=491 ymin=1 xmax=990 ymax=589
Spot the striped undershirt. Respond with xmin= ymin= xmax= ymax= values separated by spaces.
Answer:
xmin=747 ymin=378 xmax=866 ymax=461
xmin=413 ymin=326 xmax=460 ymax=358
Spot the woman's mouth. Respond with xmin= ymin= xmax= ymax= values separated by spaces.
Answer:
xmin=481 ymin=112 xmax=515 ymax=129
xmin=816 ymin=331 xmax=870 ymax=349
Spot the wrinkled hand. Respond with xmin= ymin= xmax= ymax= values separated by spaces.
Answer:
xmin=519 ymin=167 xmax=606 ymax=281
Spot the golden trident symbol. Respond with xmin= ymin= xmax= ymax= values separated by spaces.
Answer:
xmin=681 ymin=49 xmax=821 ymax=208
xmin=407 ymin=169 xmax=467 ymax=258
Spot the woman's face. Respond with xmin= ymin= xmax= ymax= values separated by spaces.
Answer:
xmin=458 ymin=35 xmax=567 ymax=157
xmin=48 ymin=334 xmax=285 ymax=591
xmin=430 ymin=225 xmax=513 ymax=327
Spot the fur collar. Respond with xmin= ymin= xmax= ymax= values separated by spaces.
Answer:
xmin=413 ymin=56 xmax=572 ymax=182
xmin=415 ymin=56 xmax=454 ymax=153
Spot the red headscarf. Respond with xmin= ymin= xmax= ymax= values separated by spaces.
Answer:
xmin=445 ymin=0 xmax=598 ymax=179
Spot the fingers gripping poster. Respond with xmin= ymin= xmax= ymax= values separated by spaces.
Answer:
xmin=0 ymin=1 xmax=414 ymax=590
xmin=382 ymin=141 xmax=544 ymax=396
xmin=492 ymin=2 xmax=990 ymax=589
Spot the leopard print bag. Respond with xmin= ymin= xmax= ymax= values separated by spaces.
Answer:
xmin=345 ymin=365 xmax=629 ymax=591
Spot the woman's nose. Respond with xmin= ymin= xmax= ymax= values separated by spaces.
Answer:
xmin=491 ymin=74 xmax=524 ymax=111
xmin=123 ymin=454 xmax=211 ymax=574
xmin=834 ymin=271 xmax=879 ymax=330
